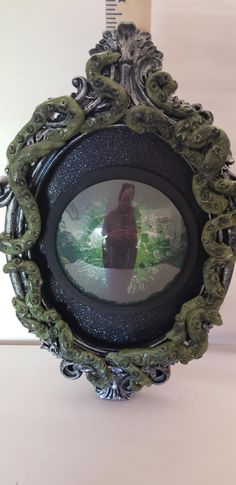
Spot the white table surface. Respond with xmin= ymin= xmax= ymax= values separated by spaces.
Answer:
xmin=0 ymin=344 xmax=235 ymax=485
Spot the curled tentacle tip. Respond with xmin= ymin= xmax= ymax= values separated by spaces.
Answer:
xmin=4 ymin=257 xmax=22 ymax=271
xmin=33 ymin=112 xmax=45 ymax=124
xmin=12 ymin=296 xmax=21 ymax=307
xmin=89 ymin=51 xmax=121 ymax=68
xmin=3 ymin=264 xmax=9 ymax=274
xmin=111 ymin=51 xmax=121 ymax=62
xmin=7 ymin=144 xmax=16 ymax=155
xmin=100 ymin=51 xmax=121 ymax=63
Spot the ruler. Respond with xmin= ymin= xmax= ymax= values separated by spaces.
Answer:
xmin=105 ymin=0 xmax=151 ymax=32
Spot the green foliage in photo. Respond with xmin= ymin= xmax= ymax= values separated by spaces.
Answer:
xmin=57 ymin=202 xmax=187 ymax=274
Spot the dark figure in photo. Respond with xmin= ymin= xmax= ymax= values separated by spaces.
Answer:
xmin=102 ymin=183 xmax=138 ymax=302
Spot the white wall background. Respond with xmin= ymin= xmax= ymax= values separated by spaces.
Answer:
xmin=0 ymin=0 xmax=235 ymax=343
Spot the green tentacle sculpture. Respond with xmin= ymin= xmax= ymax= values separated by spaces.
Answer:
xmin=0 ymin=97 xmax=85 ymax=255
xmin=3 ymin=258 xmax=111 ymax=389
xmin=81 ymin=51 xmax=129 ymax=132
xmin=109 ymin=68 xmax=236 ymax=391
xmin=146 ymin=70 xmax=196 ymax=119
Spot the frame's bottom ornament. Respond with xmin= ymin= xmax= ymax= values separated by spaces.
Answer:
xmin=60 ymin=357 xmax=170 ymax=400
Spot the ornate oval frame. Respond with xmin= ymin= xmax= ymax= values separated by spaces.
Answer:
xmin=0 ymin=23 xmax=236 ymax=399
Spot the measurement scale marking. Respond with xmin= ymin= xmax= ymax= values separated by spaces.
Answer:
xmin=106 ymin=0 xmax=151 ymax=32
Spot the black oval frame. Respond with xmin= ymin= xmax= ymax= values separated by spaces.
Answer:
xmin=44 ymin=166 xmax=199 ymax=311
xmin=31 ymin=125 xmax=209 ymax=349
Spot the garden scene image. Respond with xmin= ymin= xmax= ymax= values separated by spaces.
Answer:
xmin=57 ymin=180 xmax=188 ymax=304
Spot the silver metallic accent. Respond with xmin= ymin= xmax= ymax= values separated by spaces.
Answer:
xmin=4 ymin=196 xmax=28 ymax=299
xmin=60 ymin=360 xmax=83 ymax=380
xmin=221 ymin=162 xmax=236 ymax=291
xmin=96 ymin=365 xmax=170 ymax=400
xmin=96 ymin=367 xmax=135 ymax=400
xmin=41 ymin=338 xmax=61 ymax=358
xmin=59 ymin=359 xmax=170 ymax=400
xmin=0 ymin=175 xmax=12 ymax=208
xmin=144 ymin=365 xmax=170 ymax=385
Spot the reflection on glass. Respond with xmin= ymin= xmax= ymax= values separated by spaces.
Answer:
xmin=57 ymin=179 xmax=188 ymax=304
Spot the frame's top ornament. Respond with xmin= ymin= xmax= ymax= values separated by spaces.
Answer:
xmin=73 ymin=23 xmax=163 ymax=107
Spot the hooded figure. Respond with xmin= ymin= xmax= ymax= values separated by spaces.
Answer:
xmin=101 ymin=183 xmax=138 ymax=302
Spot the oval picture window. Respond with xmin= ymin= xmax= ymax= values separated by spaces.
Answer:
xmin=56 ymin=179 xmax=188 ymax=305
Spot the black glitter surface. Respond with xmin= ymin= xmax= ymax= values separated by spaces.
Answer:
xmin=31 ymin=126 xmax=208 ymax=350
